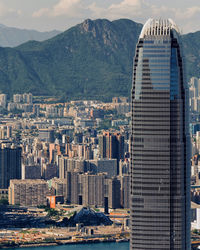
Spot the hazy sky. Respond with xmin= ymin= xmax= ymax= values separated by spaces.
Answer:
xmin=0 ymin=0 xmax=200 ymax=34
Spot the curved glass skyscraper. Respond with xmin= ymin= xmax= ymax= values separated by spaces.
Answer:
xmin=130 ymin=19 xmax=190 ymax=250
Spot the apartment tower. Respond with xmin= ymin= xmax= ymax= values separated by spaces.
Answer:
xmin=130 ymin=19 xmax=190 ymax=249
xmin=99 ymin=131 xmax=125 ymax=174
xmin=0 ymin=144 xmax=22 ymax=189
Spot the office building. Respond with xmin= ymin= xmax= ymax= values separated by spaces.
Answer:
xmin=22 ymin=164 xmax=41 ymax=179
xmin=99 ymin=131 xmax=124 ymax=174
xmin=0 ymin=144 xmax=22 ymax=189
xmin=130 ymin=19 xmax=190 ymax=249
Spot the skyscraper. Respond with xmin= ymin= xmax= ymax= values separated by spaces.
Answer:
xmin=130 ymin=19 xmax=190 ymax=249
xmin=0 ymin=144 xmax=22 ymax=189
xmin=99 ymin=131 xmax=124 ymax=174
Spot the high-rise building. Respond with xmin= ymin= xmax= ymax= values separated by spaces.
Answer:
xmin=99 ymin=131 xmax=124 ymax=174
xmin=22 ymin=164 xmax=41 ymax=179
xmin=9 ymin=179 xmax=48 ymax=206
xmin=33 ymin=104 xmax=40 ymax=117
xmin=189 ymin=77 xmax=200 ymax=112
xmin=89 ymin=159 xmax=117 ymax=178
xmin=80 ymin=173 xmax=106 ymax=207
xmin=41 ymin=163 xmax=58 ymax=180
xmin=0 ymin=94 xmax=7 ymax=108
xmin=0 ymin=126 xmax=12 ymax=139
xmin=130 ymin=19 xmax=190 ymax=249
xmin=65 ymin=171 xmax=79 ymax=204
xmin=0 ymin=144 xmax=22 ymax=189
xmin=23 ymin=93 xmax=33 ymax=104
xmin=118 ymin=175 xmax=130 ymax=209
xmin=51 ymin=178 xmax=67 ymax=196
xmin=104 ymin=177 xmax=121 ymax=209
xmin=13 ymin=94 xmax=23 ymax=103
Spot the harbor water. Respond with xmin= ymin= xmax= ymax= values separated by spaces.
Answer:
xmin=6 ymin=242 xmax=129 ymax=250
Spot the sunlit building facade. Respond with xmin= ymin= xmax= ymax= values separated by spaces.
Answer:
xmin=130 ymin=19 xmax=190 ymax=249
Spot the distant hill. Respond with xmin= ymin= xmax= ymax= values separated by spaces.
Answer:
xmin=0 ymin=24 xmax=60 ymax=47
xmin=0 ymin=19 xmax=199 ymax=100
xmin=182 ymin=31 xmax=200 ymax=79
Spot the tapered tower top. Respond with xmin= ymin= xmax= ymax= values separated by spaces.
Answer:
xmin=139 ymin=18 xmax=180 ymax=38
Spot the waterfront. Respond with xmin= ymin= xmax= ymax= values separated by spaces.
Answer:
xmin=5 ymin=242 xmax=129 ymax=250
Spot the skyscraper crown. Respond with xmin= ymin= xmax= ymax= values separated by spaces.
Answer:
xmin=139 ymin=18 xmax=180 ymax=38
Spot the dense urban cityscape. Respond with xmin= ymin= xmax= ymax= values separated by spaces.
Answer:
xmin=0 ymin=91 xmax=132 ymax=246
xmin=0 ymin=2 xmax=199 ymax=249
xmin=0 ymin=74 xmax=200 ymax=248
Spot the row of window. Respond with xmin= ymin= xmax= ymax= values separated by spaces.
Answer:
xmin=142 ymin=49 xmax=170 ymax=53
xmin=143 ymin=40 xmax=170 ymax=44
xmin=143 ymin=45 xmax=170 ymax=48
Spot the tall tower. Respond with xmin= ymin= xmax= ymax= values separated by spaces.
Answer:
xmin=99 ymin=131 xmax=124 ymax=173
xmin=0 ymin=144 xmax=22 ymax=189
xmin=99 ymin=131 xmax=124 ymax=161
xmin=130 ymin=19 xmax=190 ymax=249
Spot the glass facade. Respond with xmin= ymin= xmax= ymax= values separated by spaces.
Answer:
xmin=130 ymin=19 xmax=190 ymax=250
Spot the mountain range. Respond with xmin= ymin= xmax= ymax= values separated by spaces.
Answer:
xmin=0 ymin=24 xmax=60 ymax=47
xmin=0 ymin=19 xmax=199 ymax=101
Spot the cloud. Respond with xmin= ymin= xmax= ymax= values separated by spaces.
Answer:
xmin=0 ymin=2 xmax=20 ymax=17
xmin=88 ymin=0 xmax=173 ymax=22
xmin=32 ymin=8 xmax=49 ymax=18
xmin=108 ymin=0 xmax=141 ymax=14
xmin=176 ymin=6 xmax=200 ymax=19
xmin=33 ymin=0 xmax=89 ymax=18
xmin=53 ymin=0 xmax=81 ymax=16
xmin=32 ymin=0 xmax=200 ymax=33
xmin=89 ymin=0 xmax=143 ymax=20
xmin=172 ymin=6 xmax=200 ymax=33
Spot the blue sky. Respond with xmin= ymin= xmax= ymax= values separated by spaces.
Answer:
xmin=0 ymin=0 xmax=200 ymax=33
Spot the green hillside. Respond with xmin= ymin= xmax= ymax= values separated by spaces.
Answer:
xmin=182 ymin=31 xmax=200 ymax=78
xmin=0 ymin=19 xmax=199 ymax=101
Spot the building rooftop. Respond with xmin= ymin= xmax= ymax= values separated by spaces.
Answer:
xmin=10 ymin=179 xmax=47 ymax=184
xmin=139 ymin=18 xmax=180 ymax=38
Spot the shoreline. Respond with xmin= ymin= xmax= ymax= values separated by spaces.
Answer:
xmin=0 ymin=238 xmax=129 ymax=248
xmin=2 ymin=237 xmax=200 ymax=249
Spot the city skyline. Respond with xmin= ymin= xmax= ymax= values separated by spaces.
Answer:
xmin=0 ymin=1 xmax=199 ymax=248
xmin=130 ymin=18 xmax=190 ymax=249
xmin=0 ymin=0 xmax=199 ymax=33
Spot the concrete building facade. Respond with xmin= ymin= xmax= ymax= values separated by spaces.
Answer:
xmin=9 ymin=179 xmax=48 ymax=206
